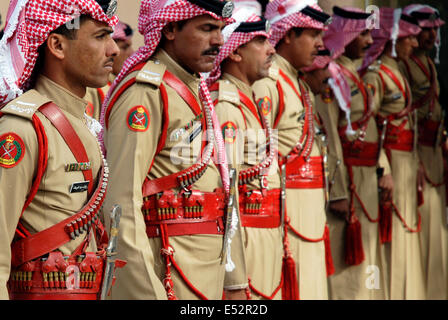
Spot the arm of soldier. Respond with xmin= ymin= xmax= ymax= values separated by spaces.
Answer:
xmin=0 ymin=117 xmax=38 ymax=299
xmin=316 ymin=95 xmax=350 ymax=219
xmin=253 ymin=78 xmax=279 ymax=129
xmin=214 ymin=100 xmax=249 ymax=298
xmin=103 ymin=83 xmax=166 ymax=299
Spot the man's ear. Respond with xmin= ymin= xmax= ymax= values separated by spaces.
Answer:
xmin=228 ymin=49 xmax=243 ymax=63
xmin=162 ymin=22 xmax=177 ymax=41
xmin=45 ymin=33 xmax=68 ymax=60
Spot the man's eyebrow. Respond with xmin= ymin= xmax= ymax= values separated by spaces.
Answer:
xmin=95 ymin=27 xmax=114 ymax=35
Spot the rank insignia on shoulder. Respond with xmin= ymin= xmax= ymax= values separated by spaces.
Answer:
xmin=322 ymin=87 xmax=334 ymax=104
xmin=257 ymin=97 xmax=272 ymax=116
xmin=221 ymin=122 xmax=238 ymax=144
xmin=127 ymin=106 xmax=150 ymax=132
xmin=0 ymin=133 xmax=26 ymax=169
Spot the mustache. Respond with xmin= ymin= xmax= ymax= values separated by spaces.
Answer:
xmin=363 ymin=44 xmax=372 ymax=51
xmin=202 ymin=47 xmax=220 ymax=56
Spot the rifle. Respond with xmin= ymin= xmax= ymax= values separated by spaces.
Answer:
xmin=100 ymin=205 xmax=123 ymax=300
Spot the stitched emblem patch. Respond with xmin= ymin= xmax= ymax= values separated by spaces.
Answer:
xmin=221 ymin=122 xmax=238 ymax=144
xmin=127 ymin=106 xmax=150 ymax=132
xmin=0 ymin=133 xmax=26 ymax=168
xmin=257 ymin=97 xmax=272 ymax=116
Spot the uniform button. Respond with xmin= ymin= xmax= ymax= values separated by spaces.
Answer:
xmin=336 ymin=160 xmax=341 ymax=166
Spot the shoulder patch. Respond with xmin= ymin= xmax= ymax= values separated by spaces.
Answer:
xmin=0 ymin=133 xmax=26 ymax=168
xmin=2 ymin=90 xmax=51 ymax=120
xmin=127 ymin=106 xmax=150 ymax=132
xmin=136 ymin=59 xmax=167 ymax=87
xmin=85 ymin=102 xmax=94 ymax=117
xmin=257 ymin=96 xmax=272 ymax=116
xmin=221 ymin=121 xmax=238 ymax=144
xmin=218 ymin=81 xmax=240 ymax=105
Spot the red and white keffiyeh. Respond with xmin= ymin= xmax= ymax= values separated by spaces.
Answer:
xmin=232 ymin=0 xmax=262 ymax=17
xmin=207 ymin=12 xmax=269 ymax=86
xmin=265 ymin=0 xmax=328 ymax=47
xmin=361 ymin=7 xmax=421 ymax=73
xmin=99 ymin=0 xmax=234 ymax=195
xmin=0 ymin=0 xmax=118 ymax=105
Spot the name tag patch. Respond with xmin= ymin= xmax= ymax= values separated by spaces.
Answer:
xmin=70 ymin=181 xmax=90 ymax=193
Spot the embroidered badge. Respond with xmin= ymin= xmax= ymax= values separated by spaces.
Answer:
xmin=257 ymin=97 xmax=272 ymax=116
xmin=322 ymin=87 xmax=334 ymax=104
xmin=85 ymin=102 xmax=94 ymax=118
xmin=69 ymin=181 xmax=90 ymax=193
xmin=171 ymin=113 xmax=203 ymax=141
xmin=221 ymin=122 xmax=237 ymax=144
xmin=127 ymin=106 xmax=150 ymax=132
xmin=367 ymin=84 xmax=376 ymax=97
xmin=0 ymin=133 xmax=25 ymax=168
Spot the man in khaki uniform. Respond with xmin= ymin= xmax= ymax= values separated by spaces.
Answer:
xmin=253 ymin=0 xmax=332 ymax=300
xmin=306 ymin=6 xmax=393 ymax=300
xmin=84 ymin=21 xmax=134 ymax=121
xmin=208 ymin=12 xmax=283 ymax=300
xmin=101 ymin=0 xmax=248 ymax=300
xmin=0 ymin=0 xmax=120 ymax=300
xmin=361 ymin=8 xmax=424 ymax=300
xmin=400 ymin=4 xmax=448 ymax=300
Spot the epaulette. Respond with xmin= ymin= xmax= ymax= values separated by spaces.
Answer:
xmin=217 ymin=80 xmax=240 ymax=105
xmin=268 ymin=64 xmax=280 ymax=81
xmin=1 ymin=90 xmax=51 ymax=120
xmin=135 ymin=59 xmax=167 ymax=88
xmin=367 ymin=60 xmax=382 ymax=73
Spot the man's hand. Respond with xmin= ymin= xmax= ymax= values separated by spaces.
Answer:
xmin=378 ymin=173 xmax=394 ymax=202
xmin=224 ymin=289 xmax=248 ymax=300
xmin=329 ymin=199 xmax=350 ymax=221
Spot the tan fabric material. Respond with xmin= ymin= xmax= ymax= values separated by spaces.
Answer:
xmin=364 ymin=54 xmax=425 ymax=300
xmin=400 ymin=52 xmax=448 ymax=300
xmin=103 ymin=49 xmax=247 ymax=300
xmin=317 ymin=55 xmax=387 ymax=300
xmin=253 ymin=54 xmax=328 ymax=300
xmin=213 ymin=74 xmax=283 ymax=300
xmin=0 ymin=76 xmax=102 ymax=300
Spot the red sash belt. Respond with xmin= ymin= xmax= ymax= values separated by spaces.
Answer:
xmin=383 ymin=123 xmax=414 ymax=152
xmin=342 ymin=141 xmax=379 ymax=167
xmin=418 ymin=119 xmax=441 ymax=147
xmin=239 ymin=189 xmax=281 ymax=228
xmin=8 ymin=252 xmax=104 ymax=300
xmin=284 ymin=156 xmax=324 ymax=189
xmin=143 ymin=189 xmax=226 ymax=237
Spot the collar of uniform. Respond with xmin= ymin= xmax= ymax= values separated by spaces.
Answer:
xmin=222 ymin=73 xmax=253 ymax=99
xmin=337 ymin=55 xmax=359 ymax=75
xmin=34 ymin=75 xmax=88 ymax=120
xmin=275 ymin=53 xmax=299 ymax=81
xmin=380 ymin=54 xmax=400 ymax=71
xmin=154 ymin=49 xmax=201 ymax=99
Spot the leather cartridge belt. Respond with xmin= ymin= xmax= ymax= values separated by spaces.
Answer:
xmin=418 ymin=119 xmax=441 ymax=147
xmin=342 ymin=140 xmax=379 ymax=167
xmin=284 ymin=156 xmax=324 ymax=189
xmin=239 ymin=188 xmax=281 ymax=229
xmin=383 ymin=124 xmax=414 ymax=152
xmin=143 ymin=189 xmax=226 ymax=237
xmin=8 ymin=251 xmax=104 ymax=300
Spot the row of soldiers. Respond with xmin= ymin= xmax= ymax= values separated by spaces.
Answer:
xmin=0 ymin=0 xmax=446 ymax=300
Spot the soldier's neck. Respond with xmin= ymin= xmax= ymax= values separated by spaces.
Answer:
xmin=41 ymin=68 xmax=86 ymax=99
xmin=222 ymin=64 xmax=253 ymax=87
